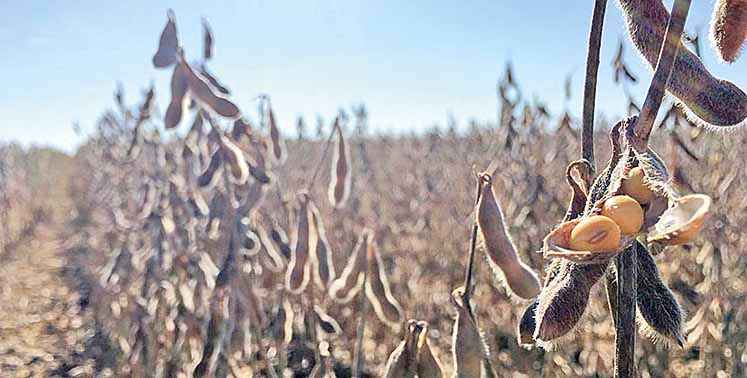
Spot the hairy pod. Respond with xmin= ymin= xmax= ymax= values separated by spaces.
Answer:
xmin=416 ymin=322 xmax=444 ymax=378
xmin=268 ymin=105 xmax=286 ymax=164
xmin=517 ymin=298 xmax=539 ymax=346
xmin=365 ymin=236 xmax=404 ymax=328
xmin=328 ymin=229 xmax=370 ymax=303
xmin=711 ymin=0 xmax=747 ymax=62
xmin=534 ymin=262 xmax=607 ymax=342
xmin=218 ymin=136 xmax=249 ymax=185
xmin=180 ymin=56 xmax=240 ymax=119
xmin=328 ymin=120 xmax=351 ymax=208
xmin=197 ymin=149 xmax=223 ymax=188
xmin=619 ymin=0 xmax=747 ymax=127
xmin=383 ymin=320 xmax=423 ymax=378
xmin=164 ymin=62 xmax=189 ymax=129
xmin=477 ymin=174 xmax=541 ymax=299
xmin=152 ymin=9 xmax=178 ymax=68
xmin=309 ymin=202 xmax=336 ymax=289
xmin=285 ymin=193 xmax=315 ymax=294
xmin=635 ymin=242 xmax=685 ymax=346
xmin=451 ymin=287 xmax=492 ymax=378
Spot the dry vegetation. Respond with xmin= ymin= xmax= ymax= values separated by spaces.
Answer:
xmin=2 ymin=1 xmax=747 ymax=377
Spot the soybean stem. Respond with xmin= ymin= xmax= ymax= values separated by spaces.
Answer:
xmin=352 ymin=270 xmax=369 ymax=377
xmin=581 ymin=0 xmax=607 ymax=175
xmin=462 ymin=174 xmax=485 ymax=310
xmin=634 ymin=0 xmax=691 ymax=149
xmin=614 ymin=245 xmax=638 ymax=378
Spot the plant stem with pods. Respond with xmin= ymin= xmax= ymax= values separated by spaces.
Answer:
xmin=616 ymin=1 xmax=691 ymax=377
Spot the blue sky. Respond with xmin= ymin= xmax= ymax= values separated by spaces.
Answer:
xmin=1 ymin=1 xmax=745 ymax=152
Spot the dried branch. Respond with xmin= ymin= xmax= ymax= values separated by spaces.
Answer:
xmin=581 ymin=0 xmax=608 ymax=175
xmin=614 ymin=245 xmax=638 ymax=378
xmin=461 ymin=173 xmax=486 ymax=309
xmin=632 ymin=0 xmax=692 ymax=150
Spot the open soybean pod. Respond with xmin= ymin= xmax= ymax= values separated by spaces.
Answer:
xmin=365 ymin=234 xmax=404 ymax=328
xmin=619 ymin=0 xmax=747 ymax=128
xmin=383 ymin=320 xmax=423 ymax=378
xmin=179 ymin=55 xmax=240 ymax=119
xmin=476 ymin=173 xmax=540 ymax=299
xmin=450 ymin=287 xmax=494 ymax=378
xmin=328 ymin=119 xmax=351 ymax=209
xmin=328 ymin=228 xmax=370 ymax=303
xmin=711 ymin=0 xmax=747 ymax=63
xmin=635 ymin=242 xmax=685 ymax=346
xmin=267 ymin=104 xmax=286 ymax=164
xmin=152 ymin=9 xmax=179 ymax=68
xmin=648 ymin=194 xmax=712 ymax=246
xmin=308 ymin=201 xmax=336 ymax=289
xmin=285 ymin=192 xmax=316 ymax=294
xmin=164 ymin=62 xmax=189 ymax=129
xmin=517 ymin=160 xmax=590 ymax=347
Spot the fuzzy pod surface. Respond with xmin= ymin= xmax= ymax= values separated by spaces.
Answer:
xmin=619 ymin=0 xmax=747 ymax=127
xmin=476 ymin=175 xmax=540 ymax=299
xmin=711 ymin=0 xmax=747 ymax=62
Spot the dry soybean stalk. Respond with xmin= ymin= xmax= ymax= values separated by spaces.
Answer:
xmin=632 ymin=0 xmax=692 ymax=150
xmin=307 ymin=117 xmax=340 ymax=192
xmin=352 ymin=269 xmax=369 ymax=378
xmin=581 ymin=0 xmax=608 ymax=174
xmin=461 ymin=173 xmax=485 ymax=308
xmin=617 ymin=2 xmax=690 ymax=376
xmin=614 ymin=245 xmax=637 ymax=377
